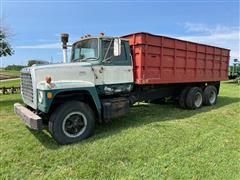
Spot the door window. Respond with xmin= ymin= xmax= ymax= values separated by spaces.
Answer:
xmin=102 ymin=39 xmax=127 ymax=64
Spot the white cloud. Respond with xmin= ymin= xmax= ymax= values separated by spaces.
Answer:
xmin=16 ymin=43 xmax=61 ymax=49
xmin=182 ymin=22 xmax=239 ymax=34
xmin=177 ymin=22 xmax=240 ymax=64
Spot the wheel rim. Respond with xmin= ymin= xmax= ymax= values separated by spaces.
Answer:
xmin=62 ymin=112 xmax=87 ymax=138
xmin=194 ymin=92 xmax=202 ymax=107
xmin=209 ymin=90 xmax=216 ymax=104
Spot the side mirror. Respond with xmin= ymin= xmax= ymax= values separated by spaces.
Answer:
xmin=113 ymin=38 xmax=121 ymax=56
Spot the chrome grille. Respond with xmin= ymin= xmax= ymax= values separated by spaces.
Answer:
xmin=20 ymin=73 xmax=33 ymax=103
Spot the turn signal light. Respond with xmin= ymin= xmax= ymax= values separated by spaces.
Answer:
xmin=47 ymin=92 xmax=53 ymax=99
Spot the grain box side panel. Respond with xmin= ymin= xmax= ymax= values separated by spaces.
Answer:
xmin=122 ymin=32 xmax=230 ymax=84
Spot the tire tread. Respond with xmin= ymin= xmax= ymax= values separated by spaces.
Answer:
xmin=48 ymin=101 xmax=95 ymax=144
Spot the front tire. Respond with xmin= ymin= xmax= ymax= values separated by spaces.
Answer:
xmin=48 ymin=101 xmax=95 ymax=145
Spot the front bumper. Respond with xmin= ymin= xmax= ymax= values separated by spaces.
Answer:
xmin=14 ymin=103 xmax=43 ymax=130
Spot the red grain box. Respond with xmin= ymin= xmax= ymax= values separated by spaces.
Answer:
xmin=122 ymin=32 xmax=230 ymax=84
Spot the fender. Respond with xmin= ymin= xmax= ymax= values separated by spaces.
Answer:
xmin=36 ymin=81 xmax=101 ymax=114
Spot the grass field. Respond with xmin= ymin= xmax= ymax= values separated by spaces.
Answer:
xmin=0 ymin=81 xmax=239 ymax=179
xmin=0 ymin=69 xmax=20 ymax=77
xmin=0 ymin=69 xmax=20 ymax=80
xmin=0 ymin=79 xmax=20 ymax=88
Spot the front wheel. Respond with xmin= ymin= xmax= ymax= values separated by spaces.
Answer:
xmin=48 ymin=101 xmax=95 ymax=144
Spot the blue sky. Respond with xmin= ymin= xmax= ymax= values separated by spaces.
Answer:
xmin=1 ymin=0 xmax=239 ymax=67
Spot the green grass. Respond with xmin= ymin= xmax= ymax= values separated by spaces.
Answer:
xmin=0 ymin=81 xmax=239 ymax=179
xmin=0 ymin=69 xmax=20 ymax=77
xmin=0 ymin=79 xmax=20 ymax=88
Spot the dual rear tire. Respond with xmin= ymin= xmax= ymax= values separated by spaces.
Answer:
xmin=186 ymin=87 xmax=203 ymax=109
xmin=203 ymin=86 xmax=217 ymax=106
xmin=179 ymin=85 xmax=217 ymax=109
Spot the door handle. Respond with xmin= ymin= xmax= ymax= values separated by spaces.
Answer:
xmin=99 ymin=67 xmax=104 ymax=73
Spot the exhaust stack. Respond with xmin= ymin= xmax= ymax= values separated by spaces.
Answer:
xmin=61 ymin=33 xmax=69 ymax=63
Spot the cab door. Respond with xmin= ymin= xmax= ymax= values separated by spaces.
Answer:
xmin=101 ymin=39 xmax=133 ymax=93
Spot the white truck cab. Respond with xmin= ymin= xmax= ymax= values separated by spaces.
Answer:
xmin=14 ymin=33 xmax=134 ymax=144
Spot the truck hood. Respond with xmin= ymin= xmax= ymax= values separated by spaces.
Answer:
xmin=20 ymin=62 xmax=96 ymax=109
xmin=22 ymin=62 xmax=95 ymax=87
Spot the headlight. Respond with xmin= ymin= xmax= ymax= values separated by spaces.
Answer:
xmin=38 ymin=91 xmax=44 ymax=104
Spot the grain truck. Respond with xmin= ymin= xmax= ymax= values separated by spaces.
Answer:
xmin=14 ymin=32 xmax=230 ymax=144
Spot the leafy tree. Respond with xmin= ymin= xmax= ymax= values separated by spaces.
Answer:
xmin=0 ymin=27 xmax=14 ymax=57
xmin=5 ymin=64 xmax=26 ymax=71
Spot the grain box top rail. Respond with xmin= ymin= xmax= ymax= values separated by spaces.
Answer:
xmin=122 ymin=32 xmax=230 ymax=51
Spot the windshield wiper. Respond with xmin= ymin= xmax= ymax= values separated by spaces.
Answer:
xmin=74 ymin=57 xmax=97 ymax=62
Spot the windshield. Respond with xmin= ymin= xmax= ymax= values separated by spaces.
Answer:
xmin=72 ymin=38 xmax=98 ymax=62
